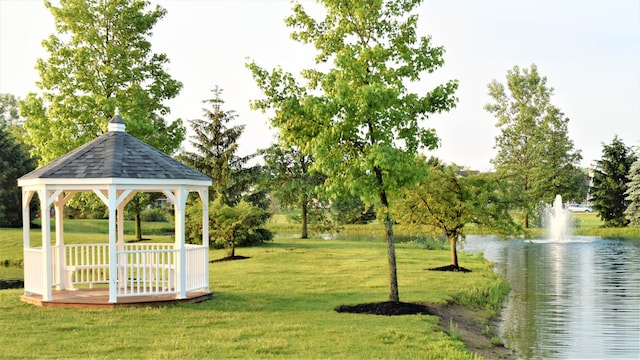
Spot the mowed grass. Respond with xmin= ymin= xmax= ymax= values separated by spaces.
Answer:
xmin=0 ymin=235 xmax=504 ymax=359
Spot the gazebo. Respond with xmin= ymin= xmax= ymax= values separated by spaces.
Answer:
xmin=18 ymin=115 xmax=212 ymax=307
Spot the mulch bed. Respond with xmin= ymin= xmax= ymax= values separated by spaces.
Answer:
xmin=0 ymin=279 xmax=24 ymax=290
xmin=335 ymin=301 xmax=434 ymax=316
xmin=427 ymin=264 xmax=471 ymax=272
xmin=210 ymin=255 xmax=251 ymax=263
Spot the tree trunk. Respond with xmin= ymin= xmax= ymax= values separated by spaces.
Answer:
xmin=301 ymin=199 xmax=308 ymax=239
xmin=383 ymin=210 xmax=399 ymax=303
xmin=135 ymin=212 xmax=142 ymax=241
xmin=450 ymin=236 xmax=459 ymax=268
xmin=227 ymin=243 xmax=235 ymax=258
xmin=523 ymin=212 xmax=529 ymax=229
xmin=372 ymin=161 xmax=399 ymax=303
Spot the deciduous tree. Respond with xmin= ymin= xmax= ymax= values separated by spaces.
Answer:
xmin=261 ymin=142 xmax=327 ymax=238
xmin=591 ymin=136 xmax=637 ymax=227
xmin=209 ymin=198 xmax=268 ymax=258
xmin=398 ymin=158 xmax=521 ymax=269
xmin=0 ymin=93 xmax=20 ymax=126
xmin=20 ymin=0 xmax=185 ymax=164
xmin=485 ymin=64 xmax=582 ymax=228
xmin=18 ymin=0 xmax=185 ymax=234
xmin=248 ymin=0 xmax=458 ymax=302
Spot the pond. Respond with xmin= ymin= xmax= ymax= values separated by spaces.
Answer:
xmin=463 ymin=235 xmax=640 ymax=359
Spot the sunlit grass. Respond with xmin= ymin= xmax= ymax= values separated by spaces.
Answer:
xmin=0 ymin=237 xmax=498 ymax=359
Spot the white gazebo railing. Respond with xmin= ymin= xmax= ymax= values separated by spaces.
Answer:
xmin=25 ymin=243 xmax=209 ymax=298
xmin=24 ymin=248 xmax=43 ymax=295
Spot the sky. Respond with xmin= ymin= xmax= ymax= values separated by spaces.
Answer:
xmin=1 ymin=0 xmax=639 ymax=171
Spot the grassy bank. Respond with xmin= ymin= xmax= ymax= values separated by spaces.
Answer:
xmin=0 ymin=237 xmax=507 ymax=359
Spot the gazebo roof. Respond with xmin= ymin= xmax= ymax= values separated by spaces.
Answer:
xmin=19 ymin=115 xmax=210 ymax=182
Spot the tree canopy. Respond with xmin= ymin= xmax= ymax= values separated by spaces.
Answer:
xmin=0 ymin=94 xmax=20 ymax=126
xmin=20 ymin=0 xmax=185 ymax=164
xmin=261 ymin=142 xmax=327 ymax=238
xmin=485 ymin=64 xmax=582 ymax=228
xmin=398 ymin=158 xmax=521 ymax=268
xmin=248 ymin=0 xmax=457 ymax=302
xmin=0 ymin=123 xmax=36 ymax=227
xmin=591 ymin=136 xmax=637 ymax=227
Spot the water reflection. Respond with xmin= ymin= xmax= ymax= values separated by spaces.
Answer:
xmin=464 ymin=236 xmax=640 ymax=359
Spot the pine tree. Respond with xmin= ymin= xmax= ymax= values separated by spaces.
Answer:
xmin=178 ymin=88 xmax=271 ymax=245
xmin=624 ymin=157 xmax=640 ymax=227
xmin=591 ymin=136 xmax=637 ymax=227
xmin=0 ymin=123 xmax=36 ymax=227
xmin=178 ymin=88 xmax=253 ymax=206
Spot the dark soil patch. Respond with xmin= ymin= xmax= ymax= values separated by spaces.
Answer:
xmin=210 ymin=255 xmax=251 ymax=263
xmin=427 ymin=264 xmax=471 ymax=272
xmin=335 ymin=301 xmax=434 ymax=316
xmin=0 ymin=279 xmax=24 ymax=290
xmin=126 ymin=238 xmax=152 ymax=243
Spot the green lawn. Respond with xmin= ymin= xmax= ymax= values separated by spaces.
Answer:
xmin=0 ymin=237 xmax=502 ymax=359
xmin=1 ymin=214 xmax=636 ymax=358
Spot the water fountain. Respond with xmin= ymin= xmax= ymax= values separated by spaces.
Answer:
xmin=462 ymin=194 xmax=640 ymax=358
xmin=547 ymin=194 xmax=570 ymax=241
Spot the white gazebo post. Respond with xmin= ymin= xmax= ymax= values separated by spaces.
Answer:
xmin=108 ymin=185 xmax=118 ymax=303
xmin=21 ymin=190 xmax=34 ymax=296
xmin=37 ymin=188 xmax=53 ymax=301
xmin=200 ymin=189 xmax=209 ymax=290
xmin=54 ymin=192 xmax=65 ymax=290
xmin=173 ymin=187 xmax=188 ymax=299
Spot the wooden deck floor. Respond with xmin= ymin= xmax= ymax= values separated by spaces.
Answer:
xmin=21 ymin=288 xmax=212 ymax=309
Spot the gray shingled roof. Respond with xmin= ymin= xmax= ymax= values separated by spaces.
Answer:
xmin=20 ymin=116 xmax=211 ymax=181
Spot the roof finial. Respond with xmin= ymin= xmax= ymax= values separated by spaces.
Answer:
xmin=108 ymin=109 xmax=126 ymax=132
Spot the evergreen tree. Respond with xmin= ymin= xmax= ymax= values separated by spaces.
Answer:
xmin=485 ymin=64 xmax=582 ymax=228
xmin=178 ymin=88 xmax=254 ymax=206
xmin=625 ymin=157 xmax=640 ymax=227
xmin=179 ymin=88 xmax=271 ymax=245
xmin=591 ymin=136 xmax=637 ymax=227
xmin=0 ymin=123 xmax=36 ymax=227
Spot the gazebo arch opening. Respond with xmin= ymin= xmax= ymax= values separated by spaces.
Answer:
xmin=18 ymin=115 xmax=212 ymax=307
